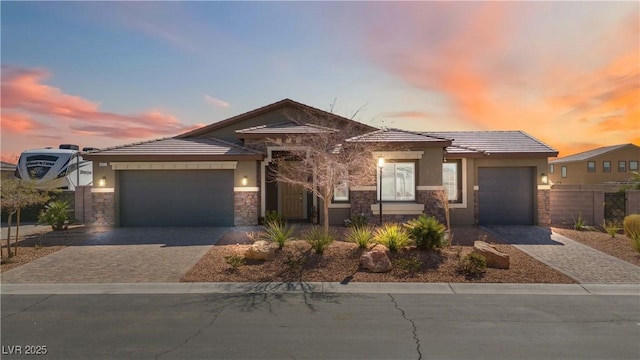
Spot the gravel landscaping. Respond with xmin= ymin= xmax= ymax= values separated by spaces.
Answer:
xmin=182 ymin=226 xmax=578 ymax=283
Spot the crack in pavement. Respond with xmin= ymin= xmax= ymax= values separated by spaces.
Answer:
xmin=154 ymin=295 xmax=230 ymax=360
xmin=1 ymin=294 xmax=54 ymax=320
xmin=388 ymin=294 xmax=422 ymax=360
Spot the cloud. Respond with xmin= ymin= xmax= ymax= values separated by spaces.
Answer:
xmin=204 ymin=95 xmax=230 ymax=108
xmin=1 ymin=65 xmax=200 ymax=140
xmin=348 ymin=2 xmax=639 ymax=157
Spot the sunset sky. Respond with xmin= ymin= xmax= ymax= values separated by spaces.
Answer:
xmin=1 ymin=1 xmax=638 ymax=163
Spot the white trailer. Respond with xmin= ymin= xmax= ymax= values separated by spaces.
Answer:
xmin=15 ymin=144 xmax=93 ymax=190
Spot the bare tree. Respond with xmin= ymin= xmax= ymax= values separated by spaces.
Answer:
xmin=1 ymin=175 xmax=52 ymax=259
xmin=268 ymin=108 xmax=379 ymax=232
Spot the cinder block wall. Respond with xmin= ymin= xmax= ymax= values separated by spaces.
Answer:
xmin=550 ymin=190 xmax=604 ymax=227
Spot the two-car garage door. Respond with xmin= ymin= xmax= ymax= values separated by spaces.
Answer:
xmin=478 ymin=167 xmax=534 ymax=225
xmin=119 ymin=170 xmax=234 ymax=227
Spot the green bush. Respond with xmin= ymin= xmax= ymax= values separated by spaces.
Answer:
xmin=404 ymin=214 xmax=446 ymax=250
xmin=224 ymin=254 xmax=245 ymax=270
xmin=345 ymin=214 xmax=368 ymax=228
xmin=623 ymin=214 xmax=640 ymax=253
xmin=456 ymin=252 xmax=487 ymax=279
xmin=304 ymin=226 xmax=335 ymax=254
xmin=601 ymin=220 xmax=622 ymax=238
xmin=37 ymin=200 xmax=71 ymax=231
xmin=262 ymin=210 xmax=286 ymax=226
xmin=346 ymin=225 xmax=374 ymax=249
xmin=573 ymin=213 xmax=595 ymax=231
xmin=261 ymin=220 xmax=296 ymax=249
xmin=373 ymin=223 xmax=411 ymax=252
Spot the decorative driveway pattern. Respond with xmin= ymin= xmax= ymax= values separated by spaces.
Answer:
xmin=484 ymin=226 xmax=640 ymax=284
xmin=1 ymin=227 xmax=229 ymax=284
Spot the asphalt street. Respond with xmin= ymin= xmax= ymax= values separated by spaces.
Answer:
xmin=2 ymin=292 xmax=639 ymax=360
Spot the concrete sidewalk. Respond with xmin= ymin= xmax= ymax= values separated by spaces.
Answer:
xmin=484 ymin=226 xmax=640 ymax=284
xmin=2 ymin=282 xmax=639 ymax=296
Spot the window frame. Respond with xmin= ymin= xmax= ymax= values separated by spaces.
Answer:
xmin=443 ymin=159 xmax=463 ymax=204
xmin=333 ymin=179 xmax=349 ymax=202
xmin=630 ymin=161 xmax=639 ymax=171
xmin=561 ymin=166 xmax=567 ymax=178
xmin=549 ymin=164 xmax=554 ymax=174
xmin=377 ymin=161 xmax=416 ymax=201
xmin=587 ymin=161 xmax=595 ymax=173
xmin=603 ymin=161 xmax=611 ymax=173
xmin=618 ymin=161 xmax=626 ymax=173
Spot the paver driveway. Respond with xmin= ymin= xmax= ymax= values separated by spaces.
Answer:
xmin=1 ymin=227 xmax=229 ymax=283
xmin=484 ymin=226 xmax=640 ymax=284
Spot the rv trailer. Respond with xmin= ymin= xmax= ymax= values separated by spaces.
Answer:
xmin=15 ymin=144 xmax=93 ymax=190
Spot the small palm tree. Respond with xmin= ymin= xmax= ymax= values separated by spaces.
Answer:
xmin=38 ymin=200 xmax=71 ymax=231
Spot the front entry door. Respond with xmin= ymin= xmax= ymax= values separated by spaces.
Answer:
xmin=282 ymin=183 xmax=304 ymax=219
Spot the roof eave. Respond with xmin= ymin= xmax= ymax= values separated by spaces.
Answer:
xmin=82 ymin=154 xmax=264 ymax=162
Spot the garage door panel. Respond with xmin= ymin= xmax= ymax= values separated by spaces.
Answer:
xmin=119 ymin=170 xmax=233 ymax=227
xmin=478 ymin=167 xmax=534 ymax=225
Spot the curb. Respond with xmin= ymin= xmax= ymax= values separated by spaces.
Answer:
xmin=2 ymin=282 xmax=639 ymax=296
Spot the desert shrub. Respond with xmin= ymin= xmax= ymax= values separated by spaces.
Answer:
xmin=37 ymin=200 xmax=71 ymax=231
xmin=393 ymin=256 xmax=422 ymax=275
xmin=345 ymin=214 xmax=368 ymax=228
xmin=373 ymin=223 xmax=411 ymax=252
xmin=304 ymin=226 xmax=335 ymax=254
xmin=261 ymin=220 xmax=297 ymax=249
xmin=346 ymin=225 xmax=374 ymax=249
xmin=601 ymin=220 xmax=622 ymax=238
xmin=573 ymin=213 xmax=594 ymax=231
xmin=262 ymin=210 xmax=286 ymax=226
xmin=456 ymin=253 xmax=487 ymax=279
xmin=623 ymin=214 xmax=640 ymax=253
xmin=404 ymin=214 xmax=446 ymax=250
xmin=224 ymin=254 xmax=245 ymax=270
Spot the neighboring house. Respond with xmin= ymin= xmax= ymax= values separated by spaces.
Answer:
xmin=548 ymin=144 xmax=640 ymax=186
xmin=83 ymin=99 xmax=558 ymax=227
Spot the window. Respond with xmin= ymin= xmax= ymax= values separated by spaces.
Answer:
xmin=630 ymin=161 xmax=638 ymax=171
xmin=619 ymin=161 xmax=626 ymax=172
xmin=378 ymin=162 xmax=415 ymax=201
xmin=549 ymin=164 xmax=554 ymax=174
xmin=587 ymin=161 xmax=595 ymax=173
xmin=561 ymin=166 xmax=567 ymax=178
xmin=603 ymin=161 xmax=611 ymax=172
xmin=333 ymin=180 xmax=349 ymax=201
xmin=443 ymin=160 xmax=462 ymax=203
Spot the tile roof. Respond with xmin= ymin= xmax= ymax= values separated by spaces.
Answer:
xmin=424 ymin=131 xmax=558 ymax=156
xmin=235 ymin=122 xmax=338 ymax=135
xmin=549 ymin=143 xmax=638 ymax=164
xmin=177 ymin=98 xmax=377 ymax=139
xmin=84 ymin=137 xmax=262 ymax=158
xmin=346 ymin=128 xmax=452 ymax=144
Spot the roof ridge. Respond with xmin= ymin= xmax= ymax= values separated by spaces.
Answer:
xmin=517 ymin=130 xmax=558 ymax=153
xmin=97 ymin=137 xmax=170 ymax=152
xmin=551 ymin=143 xmax=636 ymax=162
xmin=198 ymin=136 xmax=264 ymax=155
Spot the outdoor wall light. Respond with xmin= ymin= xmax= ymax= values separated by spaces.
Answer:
xmin=541 ymin=173 xmax=548 ymax=185
xmin=378 ymin=157 xmax=385 ymax=224
xmin=99 ymin=176 xmax=106 ymax=187
xmin=242 ymin=176 xmax=248 ymax=186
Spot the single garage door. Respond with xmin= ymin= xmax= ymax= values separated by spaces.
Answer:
xmin=119 ymin=170 xmax=234 ymax=227
xmin=478 ymin=167 xmax=534 ymax=225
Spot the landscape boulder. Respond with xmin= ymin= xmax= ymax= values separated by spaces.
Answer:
xmin=244 ymin=240 xmax=279 ymax=261
xmin=360 ymin=246 xmax=393 ymax=273
xmin=472 ymin=241 xmax=510 ymax=269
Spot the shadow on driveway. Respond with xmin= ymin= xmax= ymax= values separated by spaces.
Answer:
xmin=481 ymin=226 xmax=565 ymax=245
xmin=78 ymin=227 xmax=230 ymax=247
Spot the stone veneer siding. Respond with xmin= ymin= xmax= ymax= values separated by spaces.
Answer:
xmin=234 ymin=191 xmax=259 ymax=226
xmin=91 ymin=192 xmax=115 ymax=226
xmin=417 ymin=190 xmax=446 ymax=225
xmin=473 ymin=189 xmax=479 ymax=225
xmin=537 ymin=189 xmax=551 ymax=226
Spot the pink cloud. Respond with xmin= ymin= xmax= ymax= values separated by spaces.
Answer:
xmin=204 ymin=95 xmax=230 ymax=108
xmin=1 ymin=65 xmax=200 ymax=139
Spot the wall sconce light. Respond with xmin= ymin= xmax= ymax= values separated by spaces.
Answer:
xmin=99 ymin=176 xmax=106 ymax=187
xmin=541 ymin=173 xmax=548 ymax=185
xmin=242 ymin=176 xmax=248 ymax=186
